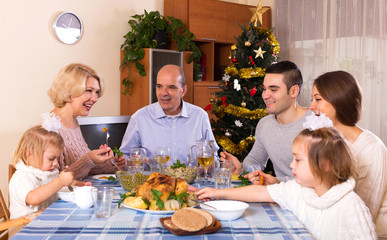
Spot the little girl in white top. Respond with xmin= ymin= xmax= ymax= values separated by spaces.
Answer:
xmin=196 ymin=113 xmax=377 ymax=239
xmin=9 ymin=113 xmax=75 ymax=219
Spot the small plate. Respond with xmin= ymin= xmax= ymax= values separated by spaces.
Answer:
xmin=231 ymin=179 xmax=242 ymax=183
xmin=92 ymin=174 xmax=117 ymax=181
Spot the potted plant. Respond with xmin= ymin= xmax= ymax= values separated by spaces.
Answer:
xmin=120 ymin=10 xmax=201 ymax=95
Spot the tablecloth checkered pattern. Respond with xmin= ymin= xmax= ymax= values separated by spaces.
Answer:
xmin=12 ymin=178 xmax=313 ymax=240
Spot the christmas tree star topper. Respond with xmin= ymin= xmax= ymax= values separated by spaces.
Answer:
xmin=254 ymin=47 xmax=266 ymax=59
xmin=249 ymin=0 xmax=270 ymax=27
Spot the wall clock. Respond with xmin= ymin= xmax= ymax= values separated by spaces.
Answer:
xmin=53 ymin=12 xmax=82 ymax=44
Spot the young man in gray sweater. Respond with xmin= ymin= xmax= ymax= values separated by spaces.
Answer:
xmin=222 ymin=61 xmax=311 ymax=183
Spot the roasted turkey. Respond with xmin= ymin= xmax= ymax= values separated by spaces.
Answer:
xmin=136 ymin=172 xmax=188 ymax=202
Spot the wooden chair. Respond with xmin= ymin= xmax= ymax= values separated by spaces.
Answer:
xmin=0 ymin=189 xmax=42 ymax=238
xmin=0 ymin=189 xmax=10 ymax=240
xmin=8 ymin=164 xmax=15 ymax=183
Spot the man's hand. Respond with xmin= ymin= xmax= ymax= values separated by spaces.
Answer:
xmin=245 ymin=170 xmax=279 ymax=185
xmin=220 ymin=151 xmax=242 ymax=175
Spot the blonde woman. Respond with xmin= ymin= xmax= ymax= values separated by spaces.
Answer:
xmin=47 ymin=63 xmax=125 ymax=180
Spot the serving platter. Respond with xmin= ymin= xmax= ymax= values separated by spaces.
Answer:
xmin=121 ymin=202 xmax=176 ymax=214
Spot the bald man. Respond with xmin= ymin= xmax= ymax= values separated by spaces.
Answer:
xmin=120 ymin=65 xmax=219 ymax=168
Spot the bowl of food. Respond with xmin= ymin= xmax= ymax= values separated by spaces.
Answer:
xmin=164 ymin=160 xmax=197 ymax=184
xmin=199 ymin=200 xmax=249 ymax=221
xmin=117 ymin=171 xmax=150 ymax=191
xmin=58 ymin=186 xmax=78 ymax=202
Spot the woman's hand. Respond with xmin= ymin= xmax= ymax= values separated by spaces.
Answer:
xmin=74 ymin=180 xmax=92 ymax=186
xmin=89 ymin=145 xmax=114 ymax=164
xmin=245 ymin=170 xmax=279 ymax=185
xmin=111 ymin=154 xmax=126 ymax=170
xmin=220 ymin=151 xmax=242 ymax=175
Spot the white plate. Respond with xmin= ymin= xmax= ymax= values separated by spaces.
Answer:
xmin=121 ymin=202 xmax=175 ymax=214
xmin=92 ymin=174 xmax=117 ymax=181
xmin=231 ymin=179 xmax=242 ymax=183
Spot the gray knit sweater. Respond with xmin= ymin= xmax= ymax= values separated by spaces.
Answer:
xmin=243 ymin=110 xmax=312 ymax=182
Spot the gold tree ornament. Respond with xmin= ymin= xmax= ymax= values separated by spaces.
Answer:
xmin=254 ymin=47 xmax=266 ymax=59
xmin=249 ymin=0 xmax=270 ymax=27
xmin=245 ymin=41 xmax=251 ymax=47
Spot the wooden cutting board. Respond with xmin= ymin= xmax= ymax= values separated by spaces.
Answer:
xmin=160 ymin=217 xmax=221 ymax=236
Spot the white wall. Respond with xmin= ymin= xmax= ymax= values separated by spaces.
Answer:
xmin=0 ymin=0 xmax=163 ymax=203
xmin=0 ymin=0 xmax=273 ymax=207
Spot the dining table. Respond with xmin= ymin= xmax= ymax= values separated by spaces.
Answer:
xmin=11 ymin=175 xmax=313 ymax=240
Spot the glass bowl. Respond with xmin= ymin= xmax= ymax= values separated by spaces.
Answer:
xmin=164 ymin=166 xmax=197 ymax=184
xmin=117 ymin=171 xmax=150 ymax=191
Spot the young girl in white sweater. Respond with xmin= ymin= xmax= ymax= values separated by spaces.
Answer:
xmin=9 ymin=114 xmax=78 ymax=219
xmin=196 ymin=114 xmax=377 ymax=239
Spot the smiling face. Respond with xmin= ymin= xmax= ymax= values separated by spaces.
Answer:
xmin=156 ymin=65 xmax=187 ymax=115
xmin=290 ymin=140 xmax=318 ymax=188
xmin=69 ymin=77 xmax=100 ymax=117
xmin=310 ymin=85 xmax=337 ymax=123
xmin=262 ymin=73 xmax=295 ymax=116
xmin=39 ymin=145 xmax=61 ymax=172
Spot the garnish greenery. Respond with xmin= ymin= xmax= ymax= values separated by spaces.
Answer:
xmin=113 ymin=147 xmax=123 ymax=157
xmin=171 ymin=159 xmax=186 ymax=169
xmin=168 ymin=191 xmax=188 ymax=205
xmin=236 ymin=171 xmax=251 ymax=187
xmin=108 ymin=176 xmax=116 ymax=181
xmin=118 ymin=192 xmax=135 ymax=207
xmin=151 ymin=189 xmax=164 ymax=210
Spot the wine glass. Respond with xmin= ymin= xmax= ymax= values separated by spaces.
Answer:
xmin=195 ymin=140 xmax=215 ymax=182
xmin=154 ymin=147 xmax=171 ymax=173
xmin=128 ymin=147 xmax=146 ymax=173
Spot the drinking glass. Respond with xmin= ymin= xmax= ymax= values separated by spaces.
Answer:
xmin=128 ymin=147 xmax=146 ymax=173
xmin=193 ymin=140 xmax=215 ymax=182
xmin=214 ymin=160 xmax=233 ymax=189
xmin=154 ymin=147 xmax=171 ymax=173
xmin=92 ymin=187 xmax=115 ymax=218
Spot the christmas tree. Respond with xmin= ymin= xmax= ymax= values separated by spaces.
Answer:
xmin=206 ymin=2 xmax=280 ymax=162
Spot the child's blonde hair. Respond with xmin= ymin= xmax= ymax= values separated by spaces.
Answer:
xmin=294 ymin=127 xmax=354 ymax=188
xmin=12 ymin=126 xmax=64 ymax=168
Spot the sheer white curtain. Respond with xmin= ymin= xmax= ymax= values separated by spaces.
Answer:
xmin=274 ymin=0 xmax=387 ymax=144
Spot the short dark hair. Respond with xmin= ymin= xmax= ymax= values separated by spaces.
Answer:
xmin=294 ymin=127 xmax=354 ymax=188
xmin=266 ymin=61 xmax=303 ymax=94
xmin=313 ymin=71 xmax=362 ymax=126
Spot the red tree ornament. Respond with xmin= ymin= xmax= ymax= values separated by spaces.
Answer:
xmin=250 ymin=87 xmax=257 ymax=96
xmin=232 ymin=58 xmax=237 ymax=63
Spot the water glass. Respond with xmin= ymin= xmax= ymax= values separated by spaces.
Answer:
xmin=92 ymin=187 xmax=115 ymax=218
xmin=214 ymin=160 xmax=233 ymax=189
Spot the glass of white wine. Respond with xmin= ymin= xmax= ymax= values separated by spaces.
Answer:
xmin=128 ymin=147 xmax=147 ymax=173
xmin=195 ymin=140 xmax=215 ymax=182
xmin=154 ymin=147 xmax=171 ymax=174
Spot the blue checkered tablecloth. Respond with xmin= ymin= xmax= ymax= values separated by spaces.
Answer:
xmin=12 ymin=177 xmax=313 ymax=240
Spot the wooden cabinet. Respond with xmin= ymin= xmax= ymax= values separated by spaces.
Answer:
xmin=164 ymin=0 xmax=271 ymax=111
xmin=120 ymin=48 xmax=193 ymax=115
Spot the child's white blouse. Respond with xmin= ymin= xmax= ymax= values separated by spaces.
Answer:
xmin=267 ymin=178 xmax=377 ymax=240
xmin=9 ymin=160 xmax=59 ymax=219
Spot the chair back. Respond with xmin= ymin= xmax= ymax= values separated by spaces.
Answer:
xmin=0 ymin=189 xmax=10 ymax=240
xmin=9 ymin=164 xmax=16 ymax=183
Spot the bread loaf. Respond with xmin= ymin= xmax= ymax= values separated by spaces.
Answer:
xmin=171 ymin=208 xmax=207 ymax=232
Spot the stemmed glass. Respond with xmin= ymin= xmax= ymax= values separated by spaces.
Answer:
xmin=154 ymin=147 xmax=171 ymax=174
xmin=128 ymin=147 xmax=146 ymax=173
xmin=195 ymin=140 xmax=215 ymax=182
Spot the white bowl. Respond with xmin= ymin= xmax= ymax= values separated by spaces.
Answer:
xmin=200 ymin=200 xmax=249 ymax=221
xmin=58 ymin=186 xmax=78 ymax=202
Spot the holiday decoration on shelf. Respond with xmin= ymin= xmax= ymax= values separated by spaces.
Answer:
xmin=205 ymin=0 xmax=279 ymax=160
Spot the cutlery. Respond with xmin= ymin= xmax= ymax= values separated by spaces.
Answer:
xmin=193 ymin=199 xmax=217 ymax=210
xmin=68 ymin=185 xmax=74 ymax=192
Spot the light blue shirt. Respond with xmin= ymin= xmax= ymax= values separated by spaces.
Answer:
xmin=120 ymin=101 xmax=219 ymax=167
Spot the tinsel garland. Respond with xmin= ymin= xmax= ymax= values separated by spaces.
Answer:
xmin=215 ymin=135 xmax=255 ymax=155
xmin=215 ymin=104 xmax=268 ymax=119
xmin=225 ymin=66 xmax=266 ymax=79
